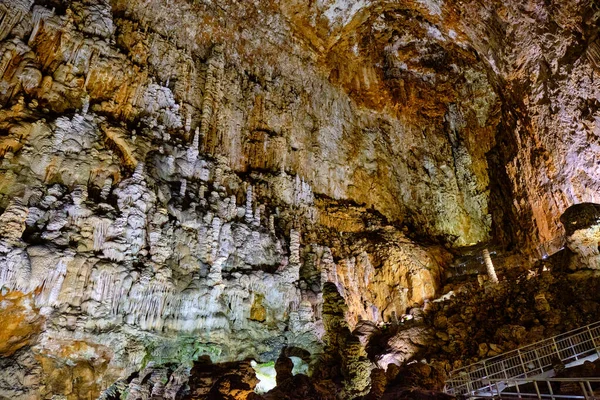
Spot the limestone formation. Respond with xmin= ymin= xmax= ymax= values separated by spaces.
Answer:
xmin=0 ymin=0 xmax=599 ymax=398
xmin=561 ymin=203 xmax=600 ymax=270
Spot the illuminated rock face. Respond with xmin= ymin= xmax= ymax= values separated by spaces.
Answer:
xmin=452 ymin=0 xmax=600 ymax=253
xmin=561 ymin=203 xmax=600 ymax=270
xmin=0 ymin=0 xmax=502 ymax=247
xmin=0 ymin=0 xmax=598 ymax=397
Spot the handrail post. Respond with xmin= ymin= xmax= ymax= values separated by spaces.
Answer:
xmin=568 ymin=336 xmax=578 ymax=360
xmin=586 ymin=380 xmax=594 ymax=397
xmin=552 ymin=337 xmax=562 ymax=366
xmin=580 ymin=381 xmax=590 ymax=400
xmin=467 ymin=372 xmax=474 ymax=397
xmin=587 ymin=325 xmax=600 ymax=359
xmin=534 ymin=380 xmax=542 ymax=400
xmin=516 ymin=377 xmax=522 ymax=399
xmin=534 ymin=348 xmax=544 ymax=375
xmin=518 ymin=349 xmax=529 ymax=377
xmin=483 ymin=362 xmax=493 ymax=394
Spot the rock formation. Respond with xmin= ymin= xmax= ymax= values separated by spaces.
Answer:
xmin=0 ymin=0 xmax=599 ymax=398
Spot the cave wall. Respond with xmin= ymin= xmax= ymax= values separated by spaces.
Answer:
xmin=0 ymin=1 xmax=454 ymax=397
xmin=35 ymin=0 xmax=499 ymax=246
xmin=454 ymin=0 xmax=600 ymax=253
xmin=0 ymin=0 xmax=598 ymax=397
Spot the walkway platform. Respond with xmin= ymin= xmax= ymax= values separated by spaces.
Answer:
xmin=444 ymin=321 xmax=600 ymax=398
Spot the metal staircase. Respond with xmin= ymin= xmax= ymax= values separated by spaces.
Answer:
xmin=444 ymin=321 xmax=600 ymax=398
xmin=480 ymin=378 xmax=600 ymax=400
xmin=474 ymin=377 xmax=600 ymax=399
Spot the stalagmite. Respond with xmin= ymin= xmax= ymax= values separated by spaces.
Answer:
xmin=132 ymin=162 xmax=145 ymax=183
xmin=253 ymin=204 xmax=263 ymax=226
xmin=245 ymin=185 xmax=253 ymax=223
xmin=200 ymin=45 xmax=225 ymax=151
xmin=29 ymin=6 xmax=54 ymax=45
xmin=269 ymin=214 xmax=275 ymax=233
xmin=100 ymin=177 xmax=113 ymax=200
xmin=81 ymin=94 xmax=90 ymax=115
xmin=186 ymin=129 xmax=200 ymax=165
xmin=166 ymin=155 xmax=175 ymax=175
xmin=184 ymin=112 xmax=192 ymax=133
xmin=289 ymin=229 xmax=301 ymax=267
xmin=482 ymin=248 xmax=499 ymax=284
xmin=180 ymin=179 xmax=187 ymax=197
xmin=214 ymin=166 xmax=223 ymax=187
xmin=5 ymin=1 xmax=595 ymax=397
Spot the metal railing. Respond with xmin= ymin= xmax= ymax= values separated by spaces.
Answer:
xmin=445 ymin=321 xmax=600 ymax=397
xmin=478 ymin=377 xmax=600 ymax=399
xmin=449 ymin=251 xmax=506 ymax=277
xmin=448 ymin=233 xmax=566 ymax=278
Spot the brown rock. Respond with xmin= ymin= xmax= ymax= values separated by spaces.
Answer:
xmin=0 ymin=291 xmax=43 ymax=357
xmin=250 ymin=293 xmax=267 ymax=322
xmin=275 ymin=354 xmax=294 ymax=386
xmin=478 ymin=343 xmax=489 ymax=358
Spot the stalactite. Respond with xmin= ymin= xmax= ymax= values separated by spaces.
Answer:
xmin=320 ymin=247 xmax=340 ymax=292
xmin=0 ymin=249 xmax=31 ymax=292
xmin=293 ymin=175 xmax=314 ymax=205
xmin=36 ymin=258 xmax=68 ymax=307
xmin=0 ymin=199 xmax=29 ymax=244
xmin=53 ymin=125 xmax=65 ymax=149
xmin=210 ymin=216 xmax=221 ymax=261
xmin=0 ymin=0 xmax=32 ymax=41
xmin=28 ymin=5 xmax=53 ymax=44
xmin=200 ymin=45 xmax=224 ymax=152
xmin=93 ymin=220 xmax=111 ymax=251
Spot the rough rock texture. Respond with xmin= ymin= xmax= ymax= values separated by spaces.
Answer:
xmin=452 ymin=0 xmax=600 ymax=254
xmin=424 ymin=266 xmax=600 ymax=370
xmin=561 ymin=203 xmax=600 ymax=270
xmin=0 ymin=0 xmax=505 ymax=247
xmin=1 ymin=0 xmax=599 ymax=398
xmin=0 ymin=1 xmax=452 ymax=397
